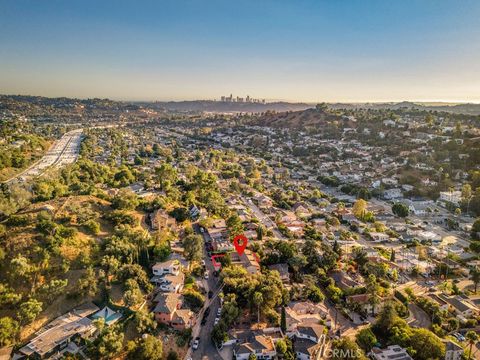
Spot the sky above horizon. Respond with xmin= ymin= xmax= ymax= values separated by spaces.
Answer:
xmin=1 ymin=0 xmax=480 ymax=103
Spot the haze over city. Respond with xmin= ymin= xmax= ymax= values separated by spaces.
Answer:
xmin=1 ymin=0 xmax=480 ymax=102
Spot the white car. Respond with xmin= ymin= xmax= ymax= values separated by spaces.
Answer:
xmin=192 ymin=337 xmax=200 ymax=350
xmin=214 ymin=317 xmax=220 ymax=325
xmin=204 ymin=272 xmax=209 ymax=280
xmin=201 ymin=260 xmax=206 ymax=266
xmin=217 ymin=308 xmax=222 ymax=316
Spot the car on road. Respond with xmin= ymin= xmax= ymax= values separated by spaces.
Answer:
xmin=201 ymin=317 xmax=207 ymax=325
xmin=201 ymin=260 xmax=206 ymax=266
xmin=217 ymin=308 xmax=222 ymax=316
xmin=204 ymin=272 xmax=209 ymax=279
xmin=192 ymin=337 xmax=200 ymax=350
xmin=214 ymin=317 xmax=220 ymax=325
xmin=208 ymin=290 xmax=213 ymax=299
xmin=204 ymin=307 xmax=210 ymax=316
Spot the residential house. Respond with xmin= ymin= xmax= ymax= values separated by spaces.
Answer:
xmin=439 ymin=191 xmax=462 ymax=206
xmin=445 ymin=340 xmax=463 ymax=360
xmin=285 ymin=302 xmax=330 ymax=332
xmin=17 ymin=303 xmax=99 ymax=359
xmin=268 ymin=263 xmax=290 ymax=283
xmin=383 ymin=188 xmax=403 ymax=200
xmin=369 ymin=345 xmax=413 ymax=360
xmin=171 ymin=309 xmax=196 ymax=331
xmin=151 ymin=272 xmax=184 ymax=293
xmin=152 ymin=259 xmax=181 ymax=276
xmin=150 ymin=209 xmax=177 ymax=232
xmin=152 ymin=292 xmax=182 ymax=324
xmin=369 ymin=232 xmax=390 ymax=242
xmin=233 ymin=334 xmax=277 ymax=360
xmin=292 ymin=325 xmax=326 ymax=360
xmin=346 ymin=294 xmax=381 ymax=315
xmin=292 ymin=202 xmax=310 ymax=218
xmin=330 ymin=270 xmax=360 ymax=291
xmin=240 ymin=250 xmax=261 ymax=275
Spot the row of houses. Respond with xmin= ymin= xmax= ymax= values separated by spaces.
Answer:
xmin=150 ymin=257 xmax=196 ymax=330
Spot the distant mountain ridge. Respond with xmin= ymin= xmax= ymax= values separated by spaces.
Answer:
xmin=1 ymin=94 xmax=480 ymax=115
xmin=328 ymin=101 xmax=480 ymax=115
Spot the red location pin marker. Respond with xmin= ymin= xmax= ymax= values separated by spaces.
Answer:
xmin=233 ymin=234 xmax=248 ymax=256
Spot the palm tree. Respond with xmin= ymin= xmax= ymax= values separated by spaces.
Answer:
xmin=470 ymin=268 xmax=480 ymax=293
xmin=466 ymin=330 xmax=479 ymax=360
xmin=253 ymin=292 xmax=263 ymax=323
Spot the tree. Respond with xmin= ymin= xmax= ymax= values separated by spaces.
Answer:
xmin=255 ymin=224 xmax=264 ymax=241
xmin=366 ymin=275 xmax=380 ymax=315
xmin=392 ymin=203 xmax=409 ymax=218
xmin=0 ymin=317 xmax=19 ymax=346
xmin=353 ymin=199 xmax=367 ymax=219
xmin=390 ymin=249 xmax=396 ymax=262
xmin=466 ymin=330 xmax=479 ymax=360
xmin=470 ymin=268 xmax=480 ymax=293
xmin=253 ymin=292 xmax=263 ymax=323
xmin=134 ymin=311 xmax=157 ymax=334
xmin=78 ymin=267 xmax=98 ymax=297
xmin=227 ymin=214 xmax=244 ymax=239
xmin=94 ymin=326 xmax=124 ymax=359
xmin=155 ymin=163 xmax=177 ymax=191
xmin=18 ymin=298 xmax=43 ymax=325
xmin=331 ymin=338 xmax=366 ymax=360
xmin=183 ymin=234 xmax=203 ymax=262
xmin=128 ymin=335 xmax=163 ymax=360
xmin=111 ymin=189 xmax=139 ymax=210
xmin=410 ymin=328 xmax=445 ymax=360
xmin=356 ymin=328 xmax=377 ymax=353
xmin=276 ymin=339 xmax=288 ymax=356
xmin=167 ymin=350 xmax=179 ymax=360
xmin=472 ymin=218 xmax=480 ymax=240
xmin=373 ymin=302 xmax=399 ymax=337
xmin=280 ymin=306 xmax=287 ymax=332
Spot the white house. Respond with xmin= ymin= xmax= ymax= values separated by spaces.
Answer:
xmin=152 ymin=259 xmax=181 ymax=276
xmin=439 ymin=191 xmax=462 ymax=206
xmin=370 ymin=345 xmax=413 ymax=360
xmin=233 ymin=334 xmax=277 ymax=360
xmin=369 ymin=232 xmax=390 ymax=242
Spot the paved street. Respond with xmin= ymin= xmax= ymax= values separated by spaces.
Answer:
xmin=240 ymin=195 xmax=287 ymax=240
xmin=186 ymin=226 xmax=224 ymax=360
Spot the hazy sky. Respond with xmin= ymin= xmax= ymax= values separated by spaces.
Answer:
xmin=1 ymin=0 xmax=480 ymax=102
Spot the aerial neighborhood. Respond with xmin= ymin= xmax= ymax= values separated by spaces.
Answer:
xmin=0 ymin=96 xmax=479 ymax=360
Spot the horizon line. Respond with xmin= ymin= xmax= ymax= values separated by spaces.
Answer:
xmin=1 ymin=93 xmax=480 ymax=105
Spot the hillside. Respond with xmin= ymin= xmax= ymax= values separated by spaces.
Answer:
xmin=328 ymin=101 xmax=480 ymax=115
xmin=249 ymin=107 xmax=346 ymax=128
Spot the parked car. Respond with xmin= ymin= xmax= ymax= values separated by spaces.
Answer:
xmin=204 ymin=272 xmax=209 ymax=280
xmin=192 ymin=337 xmax=200 ymax=350
xmin=208 ymin=290 xmax=213 ymax=299
xmin=217 ymin=308 xmax=222 ymax=316
xmin=204 ymin=307 xmax=210 ymax=316
xmin=214 ymin=317 xmax=220 ymax=325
